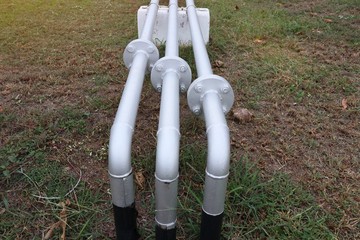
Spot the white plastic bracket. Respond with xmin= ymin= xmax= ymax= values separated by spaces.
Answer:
xmin=123 ymin=39 xmax=159 ymax=73
xmin=151 ymin=56 xmax=192 ymax=93
xmin=187 ymin=75 xmax=234 ymax=117
xmin=137 ymin=6 xmax=210 ymax=46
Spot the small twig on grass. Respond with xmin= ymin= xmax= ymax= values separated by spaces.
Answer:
xmin=64 ymin=169 xmax=82 ymax=197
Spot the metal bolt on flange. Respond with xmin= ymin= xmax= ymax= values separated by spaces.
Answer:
xmin=156 ymin=85 xmax=162 ymax=92
xmin=127 ymin=45 xmax=135 ymax=53
xmin=180 ymin=84 xmax=186 ymax=93
xmin=156 ymin=64 xmax=164 ymax=72
xmin=192 ymin=107 xmax=201 ymax=115
xmin=221 ymin=86 xmax=230 ymax=94
xmin=195 ymin=85 xmax=203 ymax=93
xmin=179 ymin=65 xmax=187 ymax=73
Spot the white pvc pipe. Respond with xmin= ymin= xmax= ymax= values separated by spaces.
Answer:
xmin=109 ymin=51 xmax=148 ymax=207
xmin=109 ymin=0 xmax=159 ymax=208
xmin=155 ymin=70 xmax=180 ymax=181
xmin=141 ymin=0 xmax=160 ymax=41
xmin=186 ymin=0 xmax=213 ymax=76
xmin=185 ymin=2 xmax=233 ymax=238
xmin=202 ymin=92 xmax=230 ymax=215
xmin=165 ymin=0 xmax=179 ymax=57
xmin=154 ymin=0 xmax=181 ymax=231
xmin=186 ymin=0 xmax=230 ymax=214
xmin=155 ymin=71 xmax=180 ymax=229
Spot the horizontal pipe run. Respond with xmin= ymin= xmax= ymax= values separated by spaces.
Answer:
xmin=165 ymin=0 xmax=179 ymax=57
xmin=186 ymin=0 xmax=213 ymax=76
xmin=109 ymin=52 xmax=148 ymax=183
xmin=140 ymin=0 xmax=160 ymax=41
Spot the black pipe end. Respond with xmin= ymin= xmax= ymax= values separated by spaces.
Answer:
xmin=113 ymin=203 xmax=140 ymax=240
xmin=200 ymin=210 xmax=224 ymax=240
xmin=155 ymin=225 xmax=176 ymax=240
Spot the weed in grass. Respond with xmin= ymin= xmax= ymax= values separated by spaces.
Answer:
xmin=0 ymin=139 xmax=46 ymax=179
xmin=58 ymin=107 xmax=90 ymax=134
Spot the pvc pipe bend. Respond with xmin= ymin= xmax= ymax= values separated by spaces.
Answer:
xmin=203 ymin=92 xmax=230 ymax=178
xmin=155 ymin=71 xmax=181 ymax=182
xmin=155 ymin=127 xmax=180 ymax=181
xmin=108 ymin=122 xmax=133 ymax=177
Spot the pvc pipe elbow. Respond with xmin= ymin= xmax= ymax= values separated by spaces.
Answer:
xmin=206 ymin=124 xmax=230 ymax=178
xmin=155 ymin=128 xmax=180 ymax=182
xmin=108 ymin=122 xmax=134 ymax=178
xmin=202 ymin=92 xmax=231 ymax=178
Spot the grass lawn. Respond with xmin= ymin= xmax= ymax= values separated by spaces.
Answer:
xmin=1 ymin=0 xmax=359 ymax=239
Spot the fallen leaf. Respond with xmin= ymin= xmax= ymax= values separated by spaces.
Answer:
xmin=233 ymin=108 xmax=254 ymax=122
xmin=214 ymin=60 xmax=224 ymax=68
xmin=44 ymin=200 xmax=70 ymax=240
xmin=342 ymin=98 xmax=348 ymax=110
xmin=135 ymin=170 xmax=145 ymax=189
xmin=324 ymin=18 xmax=333 ymax=23
xmin=254 ymin=38 xmax=265 ymax=44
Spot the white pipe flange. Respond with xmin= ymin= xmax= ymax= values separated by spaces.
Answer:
xmin=151 ymin=56 xmax=192 ymax=93
xmin=123 ymin=39 xmax=159 ymax=73
xmin=187 ymin=74 xmax=234 ymax=117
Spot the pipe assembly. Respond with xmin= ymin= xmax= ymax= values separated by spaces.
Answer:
xmin=108 ymin=0 xmax=234 ymax=239
xmin=151 ymin=0 xmax=192 ymax=238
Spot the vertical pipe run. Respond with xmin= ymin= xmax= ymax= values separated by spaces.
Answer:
xmin=109 ymin=1 xmax=159 ymax=239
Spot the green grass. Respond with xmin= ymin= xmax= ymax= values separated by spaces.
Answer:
xmin=171 ymin=148 xmax=335 ymax=239
xmin=1 ymin=0 xmax=359 ymax=239
xmin=1 ymin=160 xmax=111 ymax=239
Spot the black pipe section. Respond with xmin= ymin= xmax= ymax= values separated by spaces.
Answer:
xmin=155 ymin=226 xmax=176 ymax=240
xmin=200 ymin=210 xmax=224 ymax=240
xmin=113 ymin=203 xmax=140 ymax=240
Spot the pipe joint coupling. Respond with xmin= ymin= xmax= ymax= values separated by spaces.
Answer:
xmin=187 ymin=75 xmax=234 ymax=117
xmin=123 ymin=39 xmax=159 ymax=73
xmin=151 ymin=56 xmax=192 ymax=93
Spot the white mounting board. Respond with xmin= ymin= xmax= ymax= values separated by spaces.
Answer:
xmin=137 ymin=6 xmax=210 ymax=46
